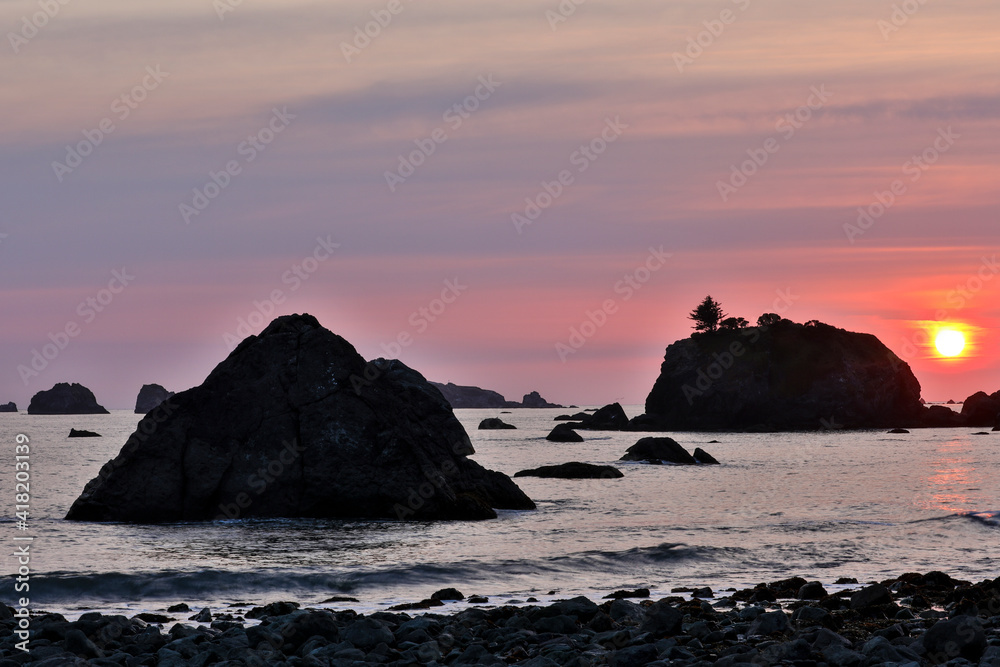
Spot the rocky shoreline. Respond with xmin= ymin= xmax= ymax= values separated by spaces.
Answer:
xmin=4 ymin=571 xmax=998 ymax=665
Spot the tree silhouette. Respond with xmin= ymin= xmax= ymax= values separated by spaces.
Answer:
xmin=720 ymin=316 xmax=749 ymax=330
xmin=689 ymin=296 xmax=726 ymax=332
xmin=757 ymin=313 xmax=782 ymax=327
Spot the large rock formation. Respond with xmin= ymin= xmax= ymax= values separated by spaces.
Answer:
xmin=135 ymin=383 xmax=175 ymax=414
xmin=27 ymin=383 xmax=109 ymax=415
xmin=631 ymin=320 xmax=925 ymax=431
xmin=520 ymin=391 xmax=563 ymax=408
xmin=0 ymin=402 xmax=16 ymax=412
xmin=959 ymin=390 xmax=1000 ymax=427
xmin=66 ymin=314 xmax=534 ymax=523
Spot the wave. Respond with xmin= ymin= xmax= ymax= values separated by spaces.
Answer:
xmin=19 ymin=542 xmax=739 ymax=604
xmin=963 ymin=510 xmax=1000 ymax=528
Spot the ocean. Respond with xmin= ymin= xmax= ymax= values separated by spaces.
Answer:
xmin=2 ymin=407 xmax=997 ymax=620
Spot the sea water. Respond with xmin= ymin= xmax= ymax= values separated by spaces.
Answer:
xmin=1 ymin=407 xmax=996 ymax=619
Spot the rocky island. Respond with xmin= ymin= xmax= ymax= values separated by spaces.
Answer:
xmin=628 ymin=318 xmax=926 ymax=431
xmin=27 ymin=383 xmax=109 ymax=415
xmin=430 ymin=383 xmax=563 ymax=409
xmin=0 ymin=402 xmax=15 ymax=412
xmin=134 ymin=383 xmax=175 ymax=414
xmin=66 ymin=314 xmax=534 ymax=523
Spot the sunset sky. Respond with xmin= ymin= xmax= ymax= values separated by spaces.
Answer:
xmin=2 ymin=0 xmax=998 ymax=409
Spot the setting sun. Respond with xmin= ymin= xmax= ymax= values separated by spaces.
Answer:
xmin=935 ymin=329 xmax=966 ymax=357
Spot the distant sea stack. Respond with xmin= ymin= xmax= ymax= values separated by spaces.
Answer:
xmin=0 ymin=402 xmax=16 ymax=412
xmin=631 ymin=319 xmax=924 ymax=431
xmin=66 ymin=314 xmax=534 ymax=523
xmin=134 ymin=383 xmax=175 ymax=414
xmin=27 ymin=383 xmax=109 ymax=415
xmin=430 ymin=382 xmax=563 ymax=409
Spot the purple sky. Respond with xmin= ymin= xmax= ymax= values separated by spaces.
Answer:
xmin=2 ymin=0 xmax=998 ymax=409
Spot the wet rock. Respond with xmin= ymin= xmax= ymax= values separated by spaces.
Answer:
xmin=888 ymin=427 xmax=910 ymax=433
xmin=746 ymin=610 xmax=792 ymax=636
xmin=850 ymin=583 xmax=892 ymax=609
xmin=68 ymin=429 xmax=101 ymax=438
xmin=343 ymin=617 xmax=394 ymax=650
xmin=798 ymin=580 xmax=828 ymax=599
xmin=245 ymin=601 xmax=299 ymax=619
xmin=620 ymin=437 xmax=697 ymax=464
xmin=431 ymin=588 xmax=465 ymax=601
xmin=546 ymin=424 xmax=584 ymax=442
xmin=514 ymin=462 xmax=622 ymax=479
xmin=921 ymin=615 xmax=987 ymax=663
xmin=478 ymin=417 xmax=516 ymax=430
xmin=692 ymin=447 xmax=720 ymax=464
xmin=638 ymin=600 xmax=683 ymax=636
xmin=189 ymin=608 xmax=212 ymax=623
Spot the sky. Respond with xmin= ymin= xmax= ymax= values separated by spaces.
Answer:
xmin=1 ymin=0 xmax=998 ymax=409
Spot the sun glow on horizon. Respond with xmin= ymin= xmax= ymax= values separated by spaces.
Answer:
xmin=935 ymin=329 xmax=966 ymax=357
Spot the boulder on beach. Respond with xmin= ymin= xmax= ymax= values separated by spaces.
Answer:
xmin=478 ymin=417 xmax=516 ymax=430
xmin=65 ymin=314 xmax=535 ymax=523
xmin=959 ymin=390 xmax=1000 ymax=427
xmin=546 ymin=424 xmax=584 ymax=442
xmin=620 ymin=437 xmax=698 ymax=464
xmin=0 ymin=402 xmax=16 ymax=412
xmin=27 ymin=382 xmax=109 ymax=415
xmin=514 ymin=462 xmax=623 ymax=479
xmin=135 ymin=383 xmax=175 ymax=414
xmin=629 ymin=319 xmax=925 ymax=431
xmin=68 ymin=429 xmax=101 ymax=438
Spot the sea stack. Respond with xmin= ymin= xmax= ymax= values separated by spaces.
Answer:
xmin=66 ymin=314 xmax=535 ymax=523
xmin=134 ymin=383 xmax=175 ymax=414
xmin=27 ymin=383 xmax=109 ymax=415
xmin=631 ymin=319 xmax=924 ymax=431
xmin=0 ymin=402 xmax=16 ymax=412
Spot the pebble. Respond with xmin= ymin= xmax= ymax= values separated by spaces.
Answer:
xmin=2 ymin=571 xmax=998 ymax=665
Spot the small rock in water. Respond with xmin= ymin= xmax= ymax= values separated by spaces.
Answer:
xmin=514 ymin=462 xmax=623 ymax=479
xmin=691 ymin=586 xmax=714 ymax=598
xmin=189 ymin=607 xmax=212 ymax=622
xmin=693 ymin=447 xmax=720 ymax=464
xmin=887 ymin=427 xmax=910 ymax=433
xmin=167 ymin=603 xmax=190 ymax=612
xmin=478 ymin=417 xmax=516 ymax=430
xmin=468 ymin=595 xmax=489 ymax=603
xmin=246 ymin=600 xmax=300 ymax=618
xmin=798 ymin=580 xmax=828 ymax=599
xmin=546 ymin=424 xmax=584 ymax=442
xmin=68 ymin=428 xmax=101 ymax=438
xmin=431 ymin=587 xmax=465 ymax=601
xmin=603 ymin=588 xmax=650 ymax=599
xmin=850 ymin=583 xmax=892 ymax=609
xmin=322 ymin=595 xmax=360 ymax=603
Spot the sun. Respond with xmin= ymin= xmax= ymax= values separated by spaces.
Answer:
xmin=935 ymin=329 xmax=965 ymax=357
